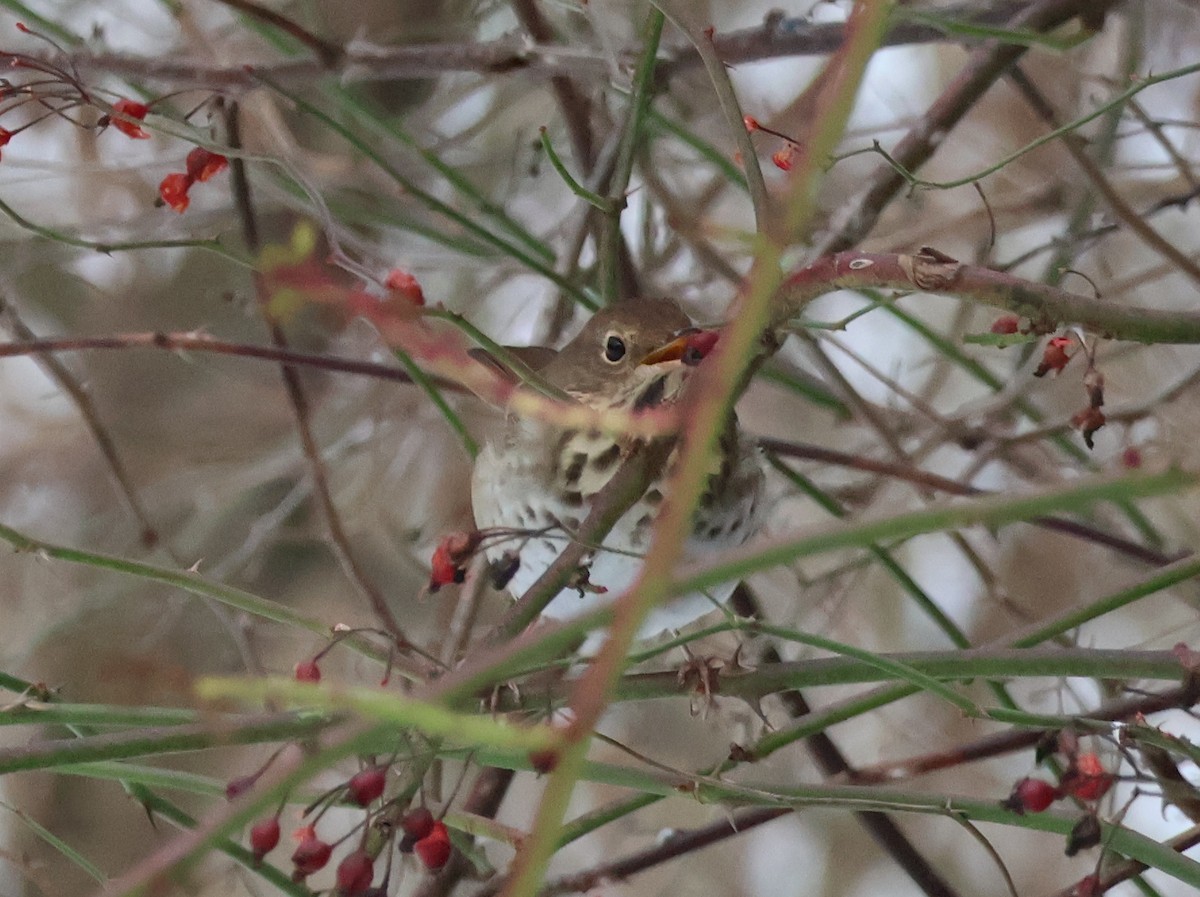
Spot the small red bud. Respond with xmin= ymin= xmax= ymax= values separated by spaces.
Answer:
xmin=742 ymin=115 xmax=760 ymax=132
xmin=771 ymin=147 xmax=794 ymax=171
xmin=336 ymin=849 xmax=375 ymax=894
xmin=249 ymin=816 xmax=281 ymax=861
xmin=347 ymin=766 xmax=387 ymax=806
xmin=1121 ymin=446 xmax=1142 ymax=469
xmin=294 ymin=658 xmax=322 ymax=682
xmin=1002 ymin=777 xmax=1057 ymax=814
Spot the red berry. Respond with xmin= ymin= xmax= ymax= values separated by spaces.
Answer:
xmin=1034 ymin=335 xmax=1073 ymax=377
xmin=249 ymin=816 xmax=281 ymax=861
xmin=771 ymin=147 xmax=794 ymax=171
xmin=158 ymin=172 xmax=192 ymax=213
xmin=401 ymin=807 xmax=435 ymax=840
xmin=1061 ymin=752 xmax=1114 ymax=802
xmin=185 ymin=147 xmax=229 ymax=182
xmin=682 ymin=330 xmax=720 ymax=366
xmin=111 ymin=98 xmax=151 ymax=139
xmin=990 ymin=315 xmax=1020 ymax=334
xmin=113 ymin=98 xmax=148 ymax=118
xmin=429 ymin=532 xmax=480 ymax=591
xmin=413 ymin=822 xmax=451 ymax=871
xmin=347 ymin=766 xmax=387 ymax=806
xmin=429 ymin=543 xmax=463 ymax=590
xmin=336 ymin=849 xmax=375 ymax=894
xmin=1005 ymin=777 xmax=1057 ymax=813
xmin=294 ymin=659 xmax=321 ymax=682
xmin=291 ymin=832 xmax=333 ymax=877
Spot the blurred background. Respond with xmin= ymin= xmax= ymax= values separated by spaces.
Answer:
xmin=2 ymin=0 xmax=1200 ymax=895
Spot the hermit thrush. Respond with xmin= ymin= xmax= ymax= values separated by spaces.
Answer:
xmin=471 ymin=299 xmax=764 ymax=635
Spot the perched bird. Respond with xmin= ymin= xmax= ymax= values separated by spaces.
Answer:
xmin=471 ymin=299 xmax=764 ymax=635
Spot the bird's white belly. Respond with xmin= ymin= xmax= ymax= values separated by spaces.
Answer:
xmin=471 ymin=435 xmax=761 ymax=635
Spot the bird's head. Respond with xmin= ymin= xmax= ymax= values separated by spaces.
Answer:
xmin=539 ymin=299 xmax=717 ymax=410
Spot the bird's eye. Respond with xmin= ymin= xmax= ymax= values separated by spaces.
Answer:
xmin=603 ymin=334 xmax=626 ymax=363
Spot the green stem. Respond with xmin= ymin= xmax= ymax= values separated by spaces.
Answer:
xmin=0 ymin=521 xmax=390 ymax=665
xmin=675 ymin=467 xmax=1193 ymax=596
xmin=599 ymin=9 xmax=665 ymax=303
xmin=852 ymin=61 xmax=1200 ymax=191
xmin=539 ymin=127 xmax=613 ymax=211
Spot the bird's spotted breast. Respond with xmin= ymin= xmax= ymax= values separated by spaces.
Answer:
xmin=469 ymin=298 xmax=766 ymax=635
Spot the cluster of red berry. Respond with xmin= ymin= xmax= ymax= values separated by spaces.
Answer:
xmin=743 ymin=114 xmax=800 ymax=172
xmin=234 ymin=645 xmax=461 ymax=894
xmin=428 ymin=529 xmax=522 ymax=593
xmin=1002 ymin=731 xmax=1117 ymax=864
xmin=245 ymin=795 xmax=452 ymax=894
xmin=989 ymin=318 xmax=1111 ymax=449
xmin=0 ymin=25 xmax=230 ymax=215
xmin=157 ymin=145 xmax=229 ymax=213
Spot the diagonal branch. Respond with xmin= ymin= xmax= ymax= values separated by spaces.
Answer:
xmin=815 ymin=0 xmax=1119 ymax=255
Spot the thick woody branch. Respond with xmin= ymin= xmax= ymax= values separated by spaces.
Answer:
xmin=777 ymin=250 xmax=1200 ymax=344
xmin=56 ymin=2 xmax=1034 ymax=90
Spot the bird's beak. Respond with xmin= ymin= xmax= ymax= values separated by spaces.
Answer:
xmin=639 ymin=328 xmax=719 ymax=366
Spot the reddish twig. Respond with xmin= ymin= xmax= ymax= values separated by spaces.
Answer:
xmin=0 ymin=331 xmax=439 ymax=385
xmin=847 ymin=682 xmax=1200 ymax=785
xmin=761 ymin=437 xmax=1179 ymax=567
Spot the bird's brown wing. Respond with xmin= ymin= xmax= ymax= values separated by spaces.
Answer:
xmin=467 ymin=345 xmax=559 ymax=384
